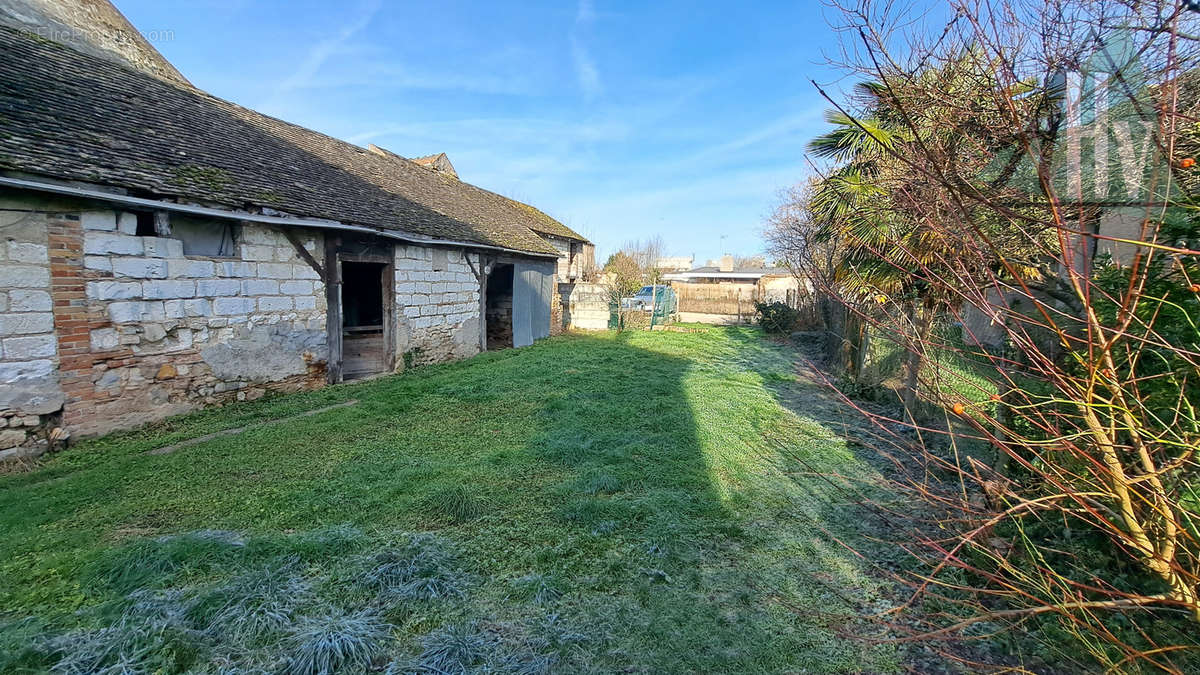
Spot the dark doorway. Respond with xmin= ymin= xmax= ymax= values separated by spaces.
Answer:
xmin=485 ymin=263 xmax=514 ymax=350
xmin=341 ymin=261 xmax=387 ymax=379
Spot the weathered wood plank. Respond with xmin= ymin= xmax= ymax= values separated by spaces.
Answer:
xmin=325 ymin=237 xmax=343 ymax=383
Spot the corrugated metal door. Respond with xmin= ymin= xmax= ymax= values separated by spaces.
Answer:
xmin=512 ymin=261 xmax=554 ymax=347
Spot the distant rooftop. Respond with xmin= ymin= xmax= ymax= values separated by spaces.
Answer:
xmin=663 ymin=265 xmax=791 ymax=280
xmin=407 ymin=152 xmax=458 ymax=179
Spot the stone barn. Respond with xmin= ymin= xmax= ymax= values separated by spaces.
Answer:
xmin=0 ymin=18 xmax=588 ymax=454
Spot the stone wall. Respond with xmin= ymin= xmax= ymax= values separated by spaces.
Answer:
xmin=393 ymin=245 xmax=481 ymax=366
xmin=565 ymin=282 xmax=610 ymax=331
xmin=543 ymin=234 xmax=572 ymax=282
xmin=486 ymin=287 xmax=513 ymax=348
xmin=0 ymin=198 xmax=60 ymax=455
xmin=541 ymin=234 xmax=594 ymax=282
xmin=0 ymin=191 xmax=332 ymax=451
xmin=69 ymin=209 xmax=329 ymax=436
xmin=550 ymin=284 xmax=566 ymax=336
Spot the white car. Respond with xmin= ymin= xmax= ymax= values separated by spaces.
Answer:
xmin=622 ymin=285 xmax=669 ymax=310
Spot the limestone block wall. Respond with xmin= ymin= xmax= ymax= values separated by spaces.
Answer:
xmin=565 ymin=282 xmax=610 ymax=331
xmin=543 ymin=234 xmax=572 ymax=282
xmin=540 ymin=234 xmax=592 ymax=282
xmin=0 ymin=201 xmax=61 ymax=453
xmin=0 ymin=189 xmax=553 ymax=451
xmin=393 ymin=245 xmax=481 ymax=366
xmin=485 ymin=290 xmax=513 ymax=348
xmin=0 ymin=189 xmax=335 ymax=449
xmin=69 ymin=212 xmax=329 ymax=435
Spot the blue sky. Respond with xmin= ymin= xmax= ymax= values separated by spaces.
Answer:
xmin=118 ymin=0 xmax=848 ymax=264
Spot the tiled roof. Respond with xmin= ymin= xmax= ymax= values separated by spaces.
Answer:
xmin=0 ymin=0 xmax=190 ymax=86
xmin=403 ymin=150 xmax=588 ymax=243
xmin=500 ymin=196 xmax=589 ymax=243
xmin=369 ymin=145 xmax=586 ymax=244
xmin=0 ymin=26 xmax=564 ymax=256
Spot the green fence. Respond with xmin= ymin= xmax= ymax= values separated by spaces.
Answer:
xmin=608 ymin=287 xmax=677 ymax=329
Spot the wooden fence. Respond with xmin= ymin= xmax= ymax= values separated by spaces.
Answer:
xmin=674 ymin=283 xmax=759 ymax=318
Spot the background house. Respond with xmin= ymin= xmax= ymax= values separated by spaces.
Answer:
xmin=654 ymin=256 xmax=695 ymax=272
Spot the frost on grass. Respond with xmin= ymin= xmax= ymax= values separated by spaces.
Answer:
xmin=358 ymin=533 xmax=468 ymax=602
xmin=0 ymin=617 xmax=53 ymax=672
xmin=509 ymin=574 xmax=562 ymax=605
xmin=189 ymin=557 xmax=313 ymax=642
xmin=418 ymin=485 xmax=486 ymax=523
xmin=283 ymin=609 xmax=391 ymax=675
xmin=394 ymin=614 xmax=588 ymax=675
xmin=45 ymin=617 xmax=197 ymax=675
xmin=283 ymin=524 xmax=366 ymax=559
xmin=405 ymin=621 xmax=492 ymax=674
xmin=85 ymin=530 xmax=247 ymax=593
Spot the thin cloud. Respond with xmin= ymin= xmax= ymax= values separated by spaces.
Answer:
xmin=570 ymin=0 xmax=601 ymax=100
xmin=576 ymin=0 xmax=596 ymax=24
xmin=681 ymin=106 xmax=827 ymax=164
xmin=275 ymin=65 xmax=535 ymax=96
xmin=269 ymin=0 xmax=381 ymax=101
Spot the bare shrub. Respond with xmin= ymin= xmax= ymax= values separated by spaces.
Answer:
xmin=804 ymin=0 xmax=1200 ymax=669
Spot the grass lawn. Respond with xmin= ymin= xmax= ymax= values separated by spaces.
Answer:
xmin=0 ymin=327 xmax=900 ymax=673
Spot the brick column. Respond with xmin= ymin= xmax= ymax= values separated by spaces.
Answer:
xmin=47 ymin=215 xmax=97 ymax=431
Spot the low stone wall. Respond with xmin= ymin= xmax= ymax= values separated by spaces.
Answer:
xmin=565 ymin=282 xmax=609 ymax=331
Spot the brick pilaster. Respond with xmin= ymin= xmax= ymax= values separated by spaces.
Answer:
xmin=47 ymin=215 xmax=97 ymax=430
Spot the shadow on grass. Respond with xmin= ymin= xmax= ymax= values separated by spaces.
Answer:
xmin=0 ymin=329 xmax=898 ymax=673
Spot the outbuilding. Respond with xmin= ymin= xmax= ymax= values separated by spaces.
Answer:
xmin=0 ymin=19 xmax=588 ymax=451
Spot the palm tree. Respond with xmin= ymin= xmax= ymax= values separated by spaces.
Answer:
xmin=808 ymin=82 xmax=942 ymax=414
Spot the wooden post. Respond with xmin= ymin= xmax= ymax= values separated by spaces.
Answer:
xmin=464 ymin=252 xmax=491 ymax=353
xmin=380 ymin=259 xmax=395 ymax=372
xmin=324 ymin=236 xmax=343 ymax=383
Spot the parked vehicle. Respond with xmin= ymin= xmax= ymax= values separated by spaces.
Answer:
xmin=622 ymin=285 xmax=670 ymax=310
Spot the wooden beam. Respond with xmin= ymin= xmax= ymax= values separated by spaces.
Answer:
xmin=380 ymin=258 xmax=396 ymax=373
xmin=279 ymin=226 xmax=326 ymax=282
xmin=463 ymin=249 xmax=482 ymax=281
xmin=324 ymin=237 xmax=343 ymax=384
xmin=469 ymin=252 xmax=494 ymax=353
